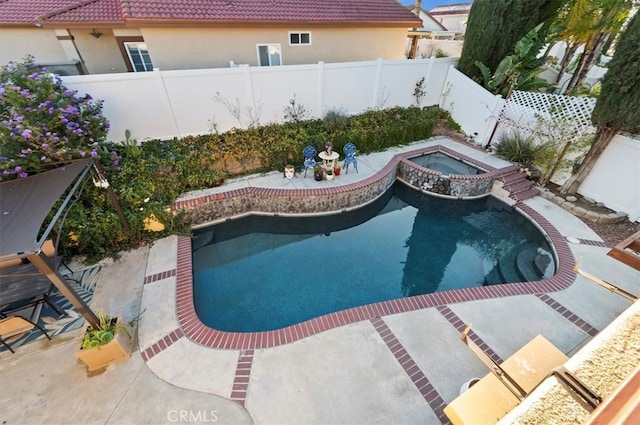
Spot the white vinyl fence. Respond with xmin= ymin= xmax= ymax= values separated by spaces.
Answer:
xmin=579 ymin=134 xmax=640 ymax=222
xmin=438 ymin=66 xmax=504 ymax=146
xmin=61 ymin=57 xmax=458 ymax=142
xmin=437 ymin=66 xmax=639 ymax=221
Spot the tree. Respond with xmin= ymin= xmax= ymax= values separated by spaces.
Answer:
xmin=560 ymin=0 xmax=632 ymax=93
xmin=560 ymin=11 xmax=640 ymax=194
xmin=0 ymin=56 xmax=110 ymax=180
xmin=458 ymin=0 xmax=564 ymax=82
xmin=475 ymin=24 xmax=551 ymax=97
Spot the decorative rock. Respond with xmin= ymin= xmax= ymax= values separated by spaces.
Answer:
xmin=565 ymin=196 xmax=578 ymax=202
xmin=573 ymin=206 xmax=587 ymax=216
xmin=585 ymin=211 xmax=601 ymax=221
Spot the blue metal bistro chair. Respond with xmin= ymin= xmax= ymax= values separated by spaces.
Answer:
xmin=303 ymin=145 xmax=317 ymax=177
xmin=343 ymin=143 xmax=358 ymax=174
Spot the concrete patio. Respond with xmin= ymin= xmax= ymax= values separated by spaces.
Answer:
xmin=1 ymin=138 xmax=638 ymax=424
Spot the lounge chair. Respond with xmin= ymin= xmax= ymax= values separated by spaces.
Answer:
xmin=443 ymin=329 xmax=569 ymax=425
xmin=0 ymin=315 xmax=51 ymax=353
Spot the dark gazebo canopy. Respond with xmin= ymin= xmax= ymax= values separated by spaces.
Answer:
xmin=0 ymin=159 xmax=93 ymax=261
xmin=0 ymin=159 xmax=100 ymax=327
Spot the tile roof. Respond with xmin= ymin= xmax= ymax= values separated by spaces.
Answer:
xmin=1 ymin=0 xmax=421 ymax=27
xmin=0 ymin=0 xmax=78 ymax=23
xmin=40 ymin=0 xmax=125 ymax=24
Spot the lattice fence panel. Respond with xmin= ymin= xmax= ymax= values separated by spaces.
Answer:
xmin=497 ymin=90 xmax=597 ymax=143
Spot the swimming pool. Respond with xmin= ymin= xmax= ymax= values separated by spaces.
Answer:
xmin=409 ymin=151 xmax=486 ymax=175
xmin=192 ymin=182 xmax=555 ymax=332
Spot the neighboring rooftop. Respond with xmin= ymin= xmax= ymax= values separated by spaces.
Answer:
xmin=428 ymin=2 xmax=472 ymax=15
xmin=0 ymin=0 xmax=422 ymax=27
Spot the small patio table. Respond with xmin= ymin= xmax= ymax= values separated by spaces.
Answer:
xmin=318 ymin=151 xmax=339 ymax=170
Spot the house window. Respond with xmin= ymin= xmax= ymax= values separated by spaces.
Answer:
xmin=289 ymin=32 xmax=311 ymax=46
xmin=124 ymin=42 xmax=154 ymax=72
xmin=257 ymin=44 xmax=282 ymax=66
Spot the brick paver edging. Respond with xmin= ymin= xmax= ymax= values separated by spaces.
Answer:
xmin=174 ymin=197 xmax=576 ymax=349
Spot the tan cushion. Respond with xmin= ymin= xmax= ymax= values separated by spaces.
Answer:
xmin=42 ymin=239 xmax=56 ymax=258
xmin=0 ymin=258 xmax=22 ymax=270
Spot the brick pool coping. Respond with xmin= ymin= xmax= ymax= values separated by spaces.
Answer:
xmin=173 ymin=147 xmax=577 ymax=350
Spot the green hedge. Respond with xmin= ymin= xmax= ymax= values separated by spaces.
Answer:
xmin=63 ymin=106 xmax=460 ymax=263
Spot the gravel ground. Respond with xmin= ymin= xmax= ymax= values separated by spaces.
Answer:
xmin=585 ymin=220 xmax=640 ymax=247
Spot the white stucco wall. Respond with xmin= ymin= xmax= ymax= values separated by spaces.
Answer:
xmin=0 ymin=28 xmax=68 ymax=64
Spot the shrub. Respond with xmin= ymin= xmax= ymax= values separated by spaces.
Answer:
xmin=493 ymin=131 xmax=540 ymax=168
xmin=0 ymin=56 xmax=110 ymax=180
xmin=323 ymin=108 xmax=349 ymax=133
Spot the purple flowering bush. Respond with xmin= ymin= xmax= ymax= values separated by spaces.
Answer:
xmin=0 ymin=56 xmax=110 ymax=180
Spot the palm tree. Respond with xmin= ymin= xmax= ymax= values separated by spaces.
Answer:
xmin=559 ymin=0 xmax=632 ymax=93
xmin=549 ymin=0 xmax=593 ymax=84
xmin=560 ymin=11 xmax=639 ymax=194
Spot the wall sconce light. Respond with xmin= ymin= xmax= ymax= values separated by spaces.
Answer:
xmin=89 ymin=29 xmax=103 ymax=39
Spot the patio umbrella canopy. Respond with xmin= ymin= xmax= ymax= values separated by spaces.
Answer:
xmin=0 ymin=159 xmax=93 ymax=261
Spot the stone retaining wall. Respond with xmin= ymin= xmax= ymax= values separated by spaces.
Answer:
xmin=182 ymin=166 xmax=398 ymax=227
xmin=396 ymin=145 xmax=502 ymax=198
xmin=176 ymin=144 xmax=523 ymax=227
xmin=397 ymin=159 xmax=496 ymax=197
xmin=538 ymin=188 xmax=628 ymax=223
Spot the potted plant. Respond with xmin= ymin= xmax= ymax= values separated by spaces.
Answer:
xmin=313 ymin=165 xmax=324 ymax=181
xmin=284 ymin=164 xmax=295 ymax=179
xmin=75 ymin=310 xmax=133 ymax=372
xmin=325 ymin=167 xmax=334 ymax=181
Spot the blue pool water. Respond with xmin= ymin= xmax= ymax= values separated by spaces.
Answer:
xmin=409 ymin=151 xmax=486 ymax=175
xmin=192 ymin=182 xmax=555 ymax=332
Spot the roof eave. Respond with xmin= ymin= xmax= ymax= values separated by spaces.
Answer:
xmin=120 ymin=18 xmax=421 ymax=28
xmin=37 ymin=21 xmax=126 ymax=28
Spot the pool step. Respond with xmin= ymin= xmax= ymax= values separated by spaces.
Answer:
xmin=497 ymin=247 xmax=521 ymax=283
xmin=496 ymin=168 xmax=539 ymax=202
xmin=484 ymin=243 xmax=551 ymax=285
xmin=483 ymin=264 xmax=503 ymax=285
xmin=533 ymin=249 xmax=555 ymax=278
xmin=515 ymin=246 xmax=554 ymax=282
xmin=497 ymin=168 xmax=526 ymax=185
xmin=510 ymin=188 xmax=540 ymax=202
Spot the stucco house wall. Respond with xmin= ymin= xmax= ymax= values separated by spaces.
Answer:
xmin=0 ymin=28 xmax=67 ymax=64
xmin=140 ymin=26 xmax=409 ymax=70
xmin=0 ymin=0 xmax=420 ymax=74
